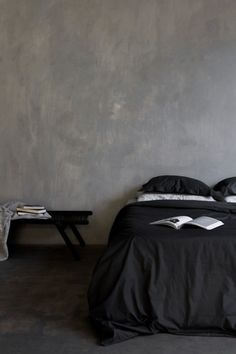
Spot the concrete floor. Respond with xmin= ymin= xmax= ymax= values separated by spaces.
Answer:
xmin=0 ymin=245 xmax=236 ymax=354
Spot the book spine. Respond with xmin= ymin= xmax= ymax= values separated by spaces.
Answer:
xmin=22 ymin=206 xmax=45 ymax=210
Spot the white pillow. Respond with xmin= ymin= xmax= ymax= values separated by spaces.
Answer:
xmin=137 ymin=193 xmax=215 ymax=202
xmin=224 ymin=195 xmax=236 ymax=203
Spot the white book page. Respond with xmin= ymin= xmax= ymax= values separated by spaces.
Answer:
xmin=150 ymin=216 xmax=193 ymax=229
xmin=186 ymin=216 xmax=224 ymax=230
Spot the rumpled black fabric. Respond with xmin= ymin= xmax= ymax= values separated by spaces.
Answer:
xmin=88 ymin=200 xmax=236 ymax=345
xmin=213 ymin=177 xmax=236 ymax=196
xmin=141 ymin=175 xmax=210 ymax=195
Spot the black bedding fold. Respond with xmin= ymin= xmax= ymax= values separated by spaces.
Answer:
xmin=88 ymin=200 xmax=236 ymax=345
xmin=123 ymin=199 xmax=236 ymax=213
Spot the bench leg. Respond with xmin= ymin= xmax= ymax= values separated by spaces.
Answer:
xmin=70 ymin=224 xmax=86 ymax=247
xmin=55 ymin=223 xmax=80 ymax=260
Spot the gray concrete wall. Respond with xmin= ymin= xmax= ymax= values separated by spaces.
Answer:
xmin=1 ymin=0 xmax=236 ymax=244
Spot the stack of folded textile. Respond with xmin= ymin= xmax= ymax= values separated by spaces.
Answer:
xmin=16 ymin=205 xmax=47 ymax=216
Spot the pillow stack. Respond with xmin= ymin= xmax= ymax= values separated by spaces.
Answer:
xmin=138 ymin=175 xmax=214 ymax=202
xmin=137 ymin=175 xmax=236 ymax=203
xmin=212 ymin=177 xmax=236 ymax=202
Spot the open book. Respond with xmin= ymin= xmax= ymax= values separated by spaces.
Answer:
xmin=150 ymin=216 xmax=224 ymax=230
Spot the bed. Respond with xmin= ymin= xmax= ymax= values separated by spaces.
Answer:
xmin=88 ymin=176 xmax=236 ymax=345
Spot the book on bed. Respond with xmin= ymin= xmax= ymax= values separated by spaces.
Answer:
xmin=150 ymin=216 xmax=224 ymax=230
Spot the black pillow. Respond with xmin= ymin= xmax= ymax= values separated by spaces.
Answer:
xmin=141 ymin=175 xmax=210 ymax=196
xmin=213 ymin=177 xmax=236 ymax=196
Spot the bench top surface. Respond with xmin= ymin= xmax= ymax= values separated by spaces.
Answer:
xmin=12 ymin=210 xmax=93 ymax=224
xmin=48 ymin=210 xmax=92 ymax=215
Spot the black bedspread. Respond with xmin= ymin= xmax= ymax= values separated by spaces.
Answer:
xmin=88 ymin=200 xmax=236 ymax=345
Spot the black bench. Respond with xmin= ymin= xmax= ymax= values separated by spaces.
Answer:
xmin=11 ymin=210 xmax=93 ymax=260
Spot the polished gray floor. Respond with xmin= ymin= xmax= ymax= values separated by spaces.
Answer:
xmin=0 ymin=245 xmax=235 ymax=354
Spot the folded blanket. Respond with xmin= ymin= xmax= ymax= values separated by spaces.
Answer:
xmin=0 ymin=205 xmax=13 ymax=261
xmin=0 ymin=202 xmax=51 ymax=261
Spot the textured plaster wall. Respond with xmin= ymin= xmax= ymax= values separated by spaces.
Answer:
xmin=1 ymin=0 xmax=236 ymax=244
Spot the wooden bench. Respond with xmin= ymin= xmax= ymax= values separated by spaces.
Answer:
xmin=11 ymin=210 xmax=93 ymax=260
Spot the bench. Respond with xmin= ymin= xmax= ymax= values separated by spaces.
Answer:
xmin=11 ymin=210 xmax=93 ymax=260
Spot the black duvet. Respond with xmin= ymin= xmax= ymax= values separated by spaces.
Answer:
xmin=88 ymin=200 xmax=236 ymax=345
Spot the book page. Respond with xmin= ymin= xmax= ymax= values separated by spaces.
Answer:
xmin=150 ymin=216 xmax=192 ymax=229
xmin=186 ymin=216 xmax=224 ymax=230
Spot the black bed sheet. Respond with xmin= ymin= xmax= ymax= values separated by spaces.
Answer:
xmin=88 ymin=200 xmax=236 ymax=345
